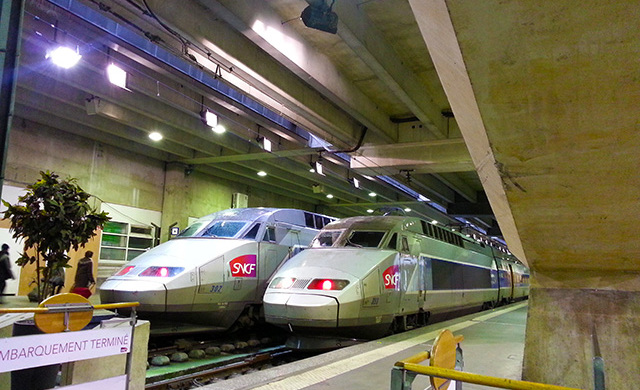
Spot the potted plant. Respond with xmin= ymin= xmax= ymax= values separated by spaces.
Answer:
xmin=2 ymin=171 xmax=110 ymax=302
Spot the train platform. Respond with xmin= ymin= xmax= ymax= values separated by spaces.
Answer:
xmin=201 ymin=301 xmax=529 ymax=390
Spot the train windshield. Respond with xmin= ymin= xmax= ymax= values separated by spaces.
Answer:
xmin=344 ymin=230 xmax=386 ymax=248
xmin=310 ymin=230 xmax=344 ymax=247
xmin=178 ymin=220 xmax=249 ymax=238
xmin=201 ymin=221 xmax=248 ymax=238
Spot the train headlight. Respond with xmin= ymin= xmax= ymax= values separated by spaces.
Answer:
xmin=307 ymin=279 xmax=349 ymax=291
xmin=270 ymin=277 xmax=296 ymax=289
xmin=114 ymin=265 xmax=135 ymax=276
xmin=139 ymin=266 xmax=184 ymax=277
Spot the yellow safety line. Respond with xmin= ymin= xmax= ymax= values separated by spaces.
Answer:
xmin=402 ymin=363 xmax=583 ymax=390
xmin=0 ymin=302 xmax=139 ymax=314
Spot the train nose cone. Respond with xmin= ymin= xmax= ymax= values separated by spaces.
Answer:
xmin=264 ymin=293 xmax=339 ymax=327
xmin=99 ymin=279 xmax=167 ymax=312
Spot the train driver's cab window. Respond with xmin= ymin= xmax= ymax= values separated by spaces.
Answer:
xmin=345 ymin=231 xmax=386 ymax=248
xmin=263 ymin=226 xmax=276 ymax=242
xmin=401 ymin=236 xmax=410 ymax=253
xmin=242 ymin=223 xmax=261 ymax=240
xmin=311 ymin=230 xmax=343 ymax=247
xmin=386 ymin=233 xmax=398 ymax=250
xmin=202 ymin=221 xmax=247 ymax=238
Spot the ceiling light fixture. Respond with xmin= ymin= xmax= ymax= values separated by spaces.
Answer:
xmin=326 ymin=194 xmax=334 ymax=199
xmin=368 ymin=192 xmax=376 ymax=197
xmin=366 ymin=209 xmax=374 ymax=214
xmin=258 ymin=137 xmax=272 ymax=152
xmin=200 ymin=109 xmax=218 ymax=128
xmin=148 ymin=132 xmax=163 ymax=141
xmin=47 ymin=46 xmax=82 ymax=68
xmin=257 ymin=171 xmax=267 ymax=177
xmin=352 ymin=177 xmax=360 ymax=189
xmin=107 ymin=63 xmax=127 ymax=89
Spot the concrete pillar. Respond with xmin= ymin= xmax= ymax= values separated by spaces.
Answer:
xmin=523 ymin=286 xmax=640 ymax=389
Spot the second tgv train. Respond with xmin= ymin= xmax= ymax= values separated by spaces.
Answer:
xmin=264 ymin=216 xmax=529 ymax=339
xmin=99 ymin=208 xmax=335 ymax=330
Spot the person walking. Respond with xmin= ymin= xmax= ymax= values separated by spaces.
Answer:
xmin=0 ymin=244 xmax=15 ymax=303
xmin=72 ymin=250 xmax=96 ymax=298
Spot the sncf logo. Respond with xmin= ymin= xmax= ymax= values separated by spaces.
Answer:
xmin=230 ymin=255 xmax=257 ymax=277
xmin=383 ymin=265 xmax=399 ymax=289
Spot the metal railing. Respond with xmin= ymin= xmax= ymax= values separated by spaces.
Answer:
xmin=391 ymin=329 xmax=585 ymax=390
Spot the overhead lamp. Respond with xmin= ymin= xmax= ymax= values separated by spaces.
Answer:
xmin=200 ymin=109 xmax=218 ymax=128
xmin=366 ymin=209 xmax=374 ymax=214
xmin=404 ymin=207 xmax=411 ymax=212
xmin=352 ymin=178 xmax=360 ymax=189
xmin=326 ymin=194 xmax=334 ymax=199
xmin=148 ymin=132 xmax=163 ymax=141
xmin=431 ymin=220 xmax=438 ymax=225
xmin=314 ymin=161 xmax=324 ymax=176
xmin=107 ymin=63 xmax=127 ymax=89
xmin=257 ymin=171 xmax=267 ymax=177
xmin=212 ymin=124 xmax=226 ymax=134
xmin=300 ymin=0 xmax=338 ymax=34
xmin=258 ymin=137 xmax=272 ymax=152
xmin=47 ymin=46 xmax=82 ymax=68
xmin=368 ymin=192 xmax=376 ymax=197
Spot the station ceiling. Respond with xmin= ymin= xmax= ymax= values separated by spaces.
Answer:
xmin=14 ymin=0 xmax=495 ymax=235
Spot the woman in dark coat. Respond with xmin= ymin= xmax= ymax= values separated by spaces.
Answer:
xmin=73 ymin=251 xmax=96 ymax=298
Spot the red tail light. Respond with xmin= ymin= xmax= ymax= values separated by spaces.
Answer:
xmin=139 ymin=266 xmax=184 ymax=277
xmin=307 ymin=279 xmax=349 ymax=290
xmin=115 ymin=266 xmax=135 ymax=276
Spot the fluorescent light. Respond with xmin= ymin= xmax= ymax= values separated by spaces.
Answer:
xmin=314 ymin=161 xmax=324 ymax=176
xmin=212 ymin=125 xmax=226 ymax=134
xmin=257 ymin=171 xmax=267 ymax=177
xmin=107 ymin=63 xmax=127 ymax=88
xmin=404 ymin=207 xmax=411 ymax=212
xmin=47 ymin=46 xmax=81 ymax=68
xmin=431 ymin=220 xmax=438 ymax=225
xmin=148 ymin=132 xmax=163 ymax=141
xmin=259 ymin=137 xmax=272 ymax=152
xmin=326 ymin=194 xmax=334 ymax=199
xmin=368 ymin=192 xmax=376 ymax=197
xmin=366 ymin=209 xmax=374 ymax=213
xmin=352 ymin=178 xmax=360 ymax=189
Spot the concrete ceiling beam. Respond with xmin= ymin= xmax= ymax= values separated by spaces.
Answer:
xmin=330 ymin=0 xmax=446 ymax=139
xmin=350 ymin=138 xmax=474 ymax=175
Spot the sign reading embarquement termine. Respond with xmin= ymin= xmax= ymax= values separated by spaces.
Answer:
xmin=0 ymin=327 xmax=132 ymax=372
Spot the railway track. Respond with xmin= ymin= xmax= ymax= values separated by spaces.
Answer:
xmin=145 ymin=346 xmax=294 ymax=390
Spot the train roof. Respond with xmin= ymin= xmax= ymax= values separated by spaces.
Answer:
xmin=323 ymin=215 xmax=422 ymax=232
xmin=197 ymin=208 xmax=332 ymax=222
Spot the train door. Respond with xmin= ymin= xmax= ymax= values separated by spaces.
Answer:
xmin=194 ymin=255 xmax=225 ymax=305
xmin=399 ymin=235 xmax=420 ymax=311
xmin=508 ymin=264 xmax=515 ymax=302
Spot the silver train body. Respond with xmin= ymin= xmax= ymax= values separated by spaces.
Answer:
xmin=264 ymin=216 xmax=529 ymax=339
xmin=99 ymin=208 xmax=335 ymax=330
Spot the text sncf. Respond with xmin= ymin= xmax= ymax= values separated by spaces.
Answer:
xmin=383 ymin=265 xmax=399 ymax=289
xmin=230 ymin=255 xmax=257 ymax=277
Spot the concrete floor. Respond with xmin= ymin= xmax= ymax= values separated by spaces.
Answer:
xmin=201 ymin=302 xmax=528 ymax=390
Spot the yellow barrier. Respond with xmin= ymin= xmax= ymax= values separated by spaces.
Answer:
xmin=0 ymin=301 xmax=139 ymax=313
xmin=392 ymin=329 xmax=584 ymax=390
xmin=401 ymin=363 xmax=582 ymax=390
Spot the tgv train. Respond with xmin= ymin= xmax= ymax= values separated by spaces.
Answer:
xmin=263 ymin=216 xmax=529 ymax=340
xmin=99 ymin=208 xmax=335 ymax=330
